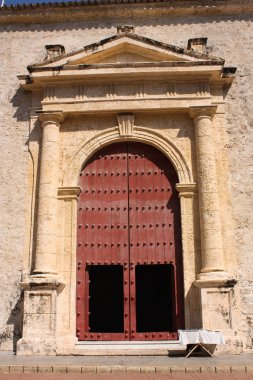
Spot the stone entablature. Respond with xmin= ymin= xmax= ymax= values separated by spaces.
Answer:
xmin=42 ymin=81 xmax=211 ymax=103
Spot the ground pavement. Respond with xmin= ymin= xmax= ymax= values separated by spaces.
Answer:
xmin=0 ymin=351 xmax=253 ymax=378
xmin=0 ymin=374 xmax=252 ymax=380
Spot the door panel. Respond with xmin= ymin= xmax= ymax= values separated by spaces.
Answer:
xmin=127 ymin=143 xmax=181 ymax=340
xmin=88 ymin=265 xmax=124 ymax=333
xmin=76 ymin=142 xmax=184 ymax=341
xmin=135 ymin=264 xmax=174 ymax=333
xmin=77 ymin=144 xmax=129 ymax=340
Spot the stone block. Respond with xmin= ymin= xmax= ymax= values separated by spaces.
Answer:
xmin=200 ymin=366 xmax=216 ymax=373
xmin=96 ymin=366 xmax=112 ymax=373
xmin=66 ymin=366 xmax=81 ymax=373
xmin=156 ymin=367 xmax=171 ymax=374
xmin=0 ymin=366 xmax=9 ymax=373
xmin=125 ymin=366 xmax=141 ymax=373
xmin=53 ymin=366 xmax=67 ymax=373
xmin=23 ymin=366 xmax=38 ymax=373
xmin=170 ymin=366 xmax=186 ymax=373
xmin=185 ymin=366 xmax=201 ymax=373
xmin=230 ymin=365 xmax=247 ymax=373
xmin=111 ymin=366 xmax=125 ymax=373
xmin=215 ymin=365 xmax=231 ymax=373
xmin=246 ymin=365 xmax=253 ymax=373
xmin=9 ymin=366 xmax=24 ymax=373
xmin=140 ymin=366 xmax=156 ymax=373
xmin=37 ymin=366 xmax=53 ymax=373
xmin=81 ymin=366 xmax=96 ymax=373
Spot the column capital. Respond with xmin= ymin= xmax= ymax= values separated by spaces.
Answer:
xmin=176 ymin=183 xmax=197 ymax=198
xmin=36 ymin=110 xmax=64 ymax=127
xmin=58 ymin=186 xmax=81 ymax=200
xmin=189 ymin=106 xmax=217 ymax=122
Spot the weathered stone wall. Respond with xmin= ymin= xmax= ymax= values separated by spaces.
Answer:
xmin=0 ymin=5 xmax=252 ymax=351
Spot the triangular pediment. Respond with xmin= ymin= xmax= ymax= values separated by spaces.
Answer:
xmin=29 ymin=33 xmax=224 ymax=71
xmin=64 ymin=41 xmax=190 ymax=65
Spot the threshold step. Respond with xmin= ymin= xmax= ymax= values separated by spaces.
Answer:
xmin=74 ymin=341 xmax=186 ymax=355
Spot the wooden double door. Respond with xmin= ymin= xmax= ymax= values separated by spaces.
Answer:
xmin=76 ymin=142 xmax=184 ymax=341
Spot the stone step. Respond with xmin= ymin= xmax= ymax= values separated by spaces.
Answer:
xmin=75 ymin=340 xmax=186 ymax=356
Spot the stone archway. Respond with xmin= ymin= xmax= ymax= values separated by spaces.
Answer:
xmin=17 ymin=27 xmax=237 ymax=354
xmin=62 ymin=124 xmax=192 ymax=188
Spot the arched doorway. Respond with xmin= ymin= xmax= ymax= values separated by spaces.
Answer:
xmin=76 ymin=142 xmax=184 ymax=341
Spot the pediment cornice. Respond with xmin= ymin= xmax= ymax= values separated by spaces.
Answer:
xmin=28 ymin=33 xmax=224 ymax=70
xmin=19 ymin=31 xmax=236 ymax=91
xmin=18 ymin=30 xmax=236 ymax=115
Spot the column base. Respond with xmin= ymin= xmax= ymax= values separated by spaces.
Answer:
xmin=194 ymin=274 xmax=238 ymax=347
xmin=195 ymin=270 xmax=234 ymax=287
xmin=17 ymin=275 xmax=64 ymax=356
xmin=32 ymin=270 xmax=58 ymax=276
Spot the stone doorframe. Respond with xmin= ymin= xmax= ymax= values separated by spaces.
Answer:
xmin=17 ymin=29 xmax=239 ymax=355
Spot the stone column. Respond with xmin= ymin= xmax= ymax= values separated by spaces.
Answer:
xmin=176 ymin=183 xmax=202 ymax=327
xmin=190 ymin=107 xmax=228 ymax=281
xmin=56 ymin=187 xmax=81 ymax=354
xmin=33 ymin=111 xmax=64 ymax=275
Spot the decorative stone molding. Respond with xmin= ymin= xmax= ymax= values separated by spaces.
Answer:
xmin=44 ymin=87 xmax=55 ymax=102
xmin=176 ymin=183 xmax=197 ymax=197
xmin=117 ymin=113 xmax=134 ymax=137
xmin=58 ymin=187 xmax=81 ymax=200
xmin=37 ymin=110 xmax=64 ymax=127
xmin=45 ymin=44 xmax=65 ymax=60
xmin=167 ymin=82 xmax=176 ymax=97
xmin=189 ymin=105 xmax=216 ymax=121
xmin=20 ymin=275 xmax=64 ymax=289
xmin=194 ymin=277 xmax=237 ymax=288
xmin=42 ymin=82 xmax=212 ymax=109
xmin=117 ymin=25 xmax=135 ymax=34
xmin=187 ymin=38 xmax=207 ymax=54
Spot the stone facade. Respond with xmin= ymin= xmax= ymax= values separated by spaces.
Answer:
xmin=0 ymin=0 xmax=252 ymax=355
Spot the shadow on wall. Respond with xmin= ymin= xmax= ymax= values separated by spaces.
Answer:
xmin=0 ymin=88 xmax=32 ymax=353
xmin=11 ymin=85 xmax=42 ymax=274
xmin=185 ymin=284 xmax=202 ymax=329
xmin=11 ymin=87 xmax=32 ymax=123
xmin=0 ymin=295 xmax=24 ymax=353
xmin=29 ymin=120 xmax=42 ymax=274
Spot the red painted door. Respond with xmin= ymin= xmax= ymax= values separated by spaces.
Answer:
xmin=76 ymin=142 xmax=184 ymax=341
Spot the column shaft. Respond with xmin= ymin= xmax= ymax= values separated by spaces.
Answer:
xmin=191 ymin=108 xmax=227 ymax=279
xmin=33 ymin=113 xmax=63 ymax=274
